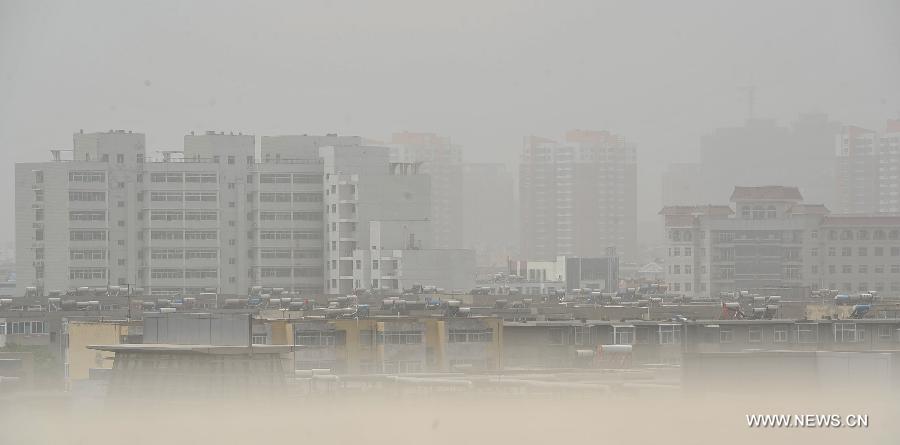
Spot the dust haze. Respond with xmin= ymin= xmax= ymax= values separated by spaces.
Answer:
xmin=2 ymin=1 xmax=900 ymax=443
xmin=1 ymin=0 xmax=899 ymax=246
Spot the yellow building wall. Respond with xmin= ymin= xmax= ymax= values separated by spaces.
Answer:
xmin=67 ymin=322 xmax=129 ymax=381
xmin=268 ymin=320 xmax=292 ymax=345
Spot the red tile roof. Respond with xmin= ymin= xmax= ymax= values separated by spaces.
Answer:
xmin=730 ymin=186 xmax=803 ymax=201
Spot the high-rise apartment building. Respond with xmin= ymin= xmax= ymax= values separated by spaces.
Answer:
xmin=16 ymin=130 xmax=475 ymax=298
xmin=835 ymin=120 xmax=900 ymax=214
xmin=461 ymin=163 xmax=517 ymax=268
xmin=388 ymin=132 xmax=463 ymax=249
xmin=519 ymin=130 xmax=637 ymax=261
xmin=666 ymin=115 xmax=841 ymax=207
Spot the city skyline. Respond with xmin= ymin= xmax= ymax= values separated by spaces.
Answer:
xmin=2 ymin=0 xmax=899 ymax=246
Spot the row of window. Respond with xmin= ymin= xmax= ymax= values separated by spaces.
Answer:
xmin=70 ymin=211 xmax=106 ymax=221
xmin=259 ymin=173 xmax=320 ymax=184
xmin=448 ymin=329 xmax=494 ymax=343
xmin=149 ymin=230 xmax=217 ymax=241
xmin=150 ymin=269 xmax=219 ymax=279
xmin=70 ymin=230 xmax=106 ymax=241
xmin=150 ymin=248 xmax=218 ymax=260
xmin=258 ymin=211 xmax=323 ymax=222
xmin=148 ymin=210 xmax=218 ymax=221
xmin=0 ymin=321 xmax=46 ymax=335
xmin=258 ymin=192 xmax=322 ymax=203
xmin=259 ymin=230 xmax=322 ymax=240
xmin=69 ymin=171 xmax=105 ymax=183
xmin=820 ymin=264 xmax=900 ymax=274
xmin=823 ymin=246 xmax=900 ymax=257
xmin=256 ymin=248 xmax=322 ymax=259
xmin=827 ymin=229 xmax=900 ymax=241
xmin=70 ymin=249 xmax=106 ymax=260
xmin=69 ymin=268 xmax=107 ymax=279
xmin=150 ymin=172 xmax=217 ymax=184
xmin=69 ymin=191 xmax=106 ymax=202
xmin=149 ymin=191 xmax=217 ymax=202
xmin=254 ymin=267 xmax=323 ymax=278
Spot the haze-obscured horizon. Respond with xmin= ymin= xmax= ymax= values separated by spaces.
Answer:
xmin=1 ymin=0 xmax=898 ymax=246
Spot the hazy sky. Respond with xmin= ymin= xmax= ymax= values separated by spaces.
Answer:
xmin=1 ymin=0 xmax=899 ymax=245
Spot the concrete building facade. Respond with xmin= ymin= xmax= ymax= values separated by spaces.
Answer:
xmin=835 ymin=120 xmax=900 ymax=214
xmin=16 ymin=130 xmax=475 ymax=298
xmin=662 ymin=185 xmax=900 ymax=298
xmin=388 ymin=132 xmax=464 ymax=250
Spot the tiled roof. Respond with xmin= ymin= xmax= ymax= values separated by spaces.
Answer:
xmin=730 ymin=186 xmax=803 ymax=201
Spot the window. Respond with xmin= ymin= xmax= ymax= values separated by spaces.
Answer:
xmin=260 ymin=173 xmax=292 ymax=184
xmin=875 ymin=247 xmax=884 ymax=256
xmin=774 ymin=327 xmax=788 ymax=343
xmin=842 ymin=247 xmax=851 ymax=257
xmin=293 ymin=174 xmax=319 ymax=184
xmin=70 ymin=249 xmax=106 ymax=260
xmin=448 ymin=329 xmax=493 ymax=343
xmin=684 ymin=247 xmax=691 ymax=256
xmin=379 ymin=330 xmax=423 ymax=345
xmin=658 ymin=325 xmax=680 ymax=345
xmin=8 ymin=321 xmax=46 ymax=335
xmin=69 ymin=267 xmax=107 ymax=279
xmin=150 ymin=191 xmax=182 ymax=202
xmin=834 ymin=323 xmax=858 ymax=343
xmin=70 ymin=230 xmax=106 ymax=241
xmin=259 ymin=192 xmax=292 ymax=202
xmin=293 ymin=192 xmax=322 ymax=202
xmin=70 ymin=210 xmax=106 ymax=221
xmin=748 ymin=326 xmax=762 ymax=343
xmin=613 ymin=326 xmax=635 ymax=345
xmin=719 ymin=328 xmax=733 ymax=343
xmin=69 ymin=191 xmax=106 ymax=201
xmin=877 ymin=326 xmax=894 ymax=342
xmin=828 ymin=247 xmax=836 ymax=257
xmin=184 ymin=173 xmax=217 ymax=183
xmin=252 ymin=335 xmax=268 ymax=345
xmin=68 ymin=171 xmax=105 ymax=183
xmin=859 ymin=247 xmax=868 ymax=257
xmin=184 ymin=192 xmax=217 ymax=202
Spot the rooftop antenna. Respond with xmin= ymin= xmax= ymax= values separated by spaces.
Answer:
xmin=738 ymin=85 xmax=756 ymax=120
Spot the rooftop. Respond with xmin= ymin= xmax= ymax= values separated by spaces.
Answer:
xmin=87 ymin=344 xmax=296 ymax=355
xmin=730 ymin=186 xmax=803 ymax=202
xmin=821 ymin=215 xmax=900 ymax=226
